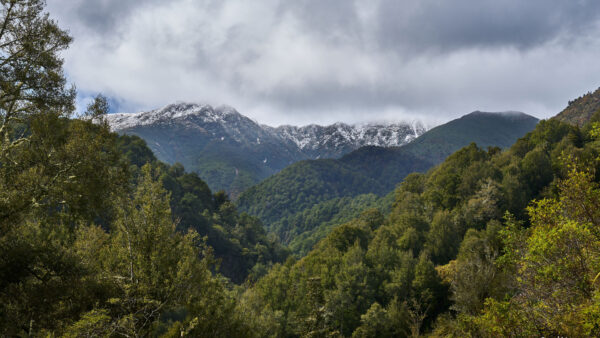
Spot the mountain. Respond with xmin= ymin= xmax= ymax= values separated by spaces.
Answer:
xmin=236 ymin=111 xmax=539 ymax=248
xmin=554 ymin=87 xmax=600 ymax=126
xmin=271 ymin=122 xmax=424 ymax=159
xmin=402 ymin=110 xmax=540 ymax=163
xmin=106 ymin=103 xmax=426 ymax=196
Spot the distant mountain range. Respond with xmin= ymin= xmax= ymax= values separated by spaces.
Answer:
xmin=106 ymin=103 xmax=426 ymax=195
xmin=236 ymin=111 xmax=539 ymax=245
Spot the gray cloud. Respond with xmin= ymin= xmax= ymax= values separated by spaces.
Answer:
xmin=376 ymin=0 xmax=600 ymax=53
xmin=46 ymin=0 xmax=600 ymax=126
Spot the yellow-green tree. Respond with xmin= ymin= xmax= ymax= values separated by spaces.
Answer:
xmin=472 ymin=167 xmax=600 ymax=336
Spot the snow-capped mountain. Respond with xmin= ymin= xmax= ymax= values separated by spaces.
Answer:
xmin=106 ymin=103 xmax=427 ymax=195
xmin=271 ymin=122 xmax=424 ymax=158
xmin=107 ymin=103 xmax=426 ymax=155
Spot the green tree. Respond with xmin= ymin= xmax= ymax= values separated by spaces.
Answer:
xmin=0 ymin=0 xmax=74 ymax=153
xmin=0 ymin=100 xmax=128 ymax=335
xmin=474 ymin=168 xmax=600 ymax=336
xmin=69 ymin=165 xmax=249 ymax=336
xmin=450 ymin=220 xmax=506 ymax=315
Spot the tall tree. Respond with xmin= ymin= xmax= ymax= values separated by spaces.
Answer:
xmin=0 ymin=0 xmax=74 ymax=150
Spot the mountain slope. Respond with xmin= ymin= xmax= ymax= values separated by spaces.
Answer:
xmin=402 ymin=111 xmax=540 ymax=162
xmin=246 ymin=116 xmax=584 ymax=337
xmin=237 ymin=159 xmax=389 ymax=226
xmin=107 ymin=103 xmax=426 ymax=195
xmin=107 ymin=104 xmax=305 ymax=197
xmin=115 ymin=134 xmax=288 ymax=283
xmin=554 ymin=87 xmax=600 ymax=126
xmin=285 ymin=192 xmax=395 ymax=256
xmin=237 ymin=111 xmax=539 ymax=245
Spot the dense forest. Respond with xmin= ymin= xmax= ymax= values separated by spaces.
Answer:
xmin=117 ymin=134 xmax=288 ymax=283
xmin=242 ymin=117 xmax=600 ymax=336
xmin=237 ymin=111 xmax=538 ymax=257
xmin=2 ymin=1 xmax=600 ymax=336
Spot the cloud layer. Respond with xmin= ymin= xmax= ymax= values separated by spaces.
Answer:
xmin=47 ymin=0 xmax=600 ymax=125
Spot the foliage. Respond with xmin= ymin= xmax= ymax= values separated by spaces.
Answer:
xmin=243 ymin=207 xmax=448 ymax=337
xmin=245 ymin=114 xmax=594 ymax=336
xmin=455 ymin=167 xmax=600 ymax=336
xmin=237 ymin=159 xmax=388 ymax=227
xmin=0 ymin=0 xmax=75 ymax=142
xmin=238 ymin=111 xmax=538 ymax=257
xmin=0 ymin=98 xmax=128 ymax=334
xmin=286 ymin=193 xmax=394 ymax=257
xmin=63 ymin=165 xmax=252 ymax=337
xmin=115 ymin=134 xmax=288 ymax=283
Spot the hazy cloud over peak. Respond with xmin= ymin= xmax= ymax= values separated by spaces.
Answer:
xmin=47 ymin=0 xmax=600 ymax=126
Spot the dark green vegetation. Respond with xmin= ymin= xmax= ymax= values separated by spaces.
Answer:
xmin=243 ymin=113 xmax=600 ymax=337
xmin=117 ymin=135 xmax=288 ymax=283
xmin=285 ymin=193 xmax=394 ymax=256
xmin=554 ymin=86 xmax=600 ymax=126
xmin=237 ymin=111 xmax=538 ymax=254
xmin=401 ymin=111 xmax=539 ymax=163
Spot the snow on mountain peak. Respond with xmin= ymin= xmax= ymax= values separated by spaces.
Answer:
xmin=272 ymin=120 xmax=426 ymax=150
xmin=105 ymin=103 xmax=246 ymax=131
xmin=106 ymin=103 xmax=428 ymax=156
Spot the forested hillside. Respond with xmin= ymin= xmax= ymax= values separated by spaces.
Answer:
xmin=116 ymin=135 xmax=288 ymax=283
xmin=237 ymin=158 xmax=403 ymax=226
xmin=241 ymin=114 xmax=600 ymax=336
xmin=281 ymin=193 xmax=395 ymax=256
xmin=400 ymin=111 xmax=539 ymax=163
xmin=237 ymin=111 xmax=538 ymax=252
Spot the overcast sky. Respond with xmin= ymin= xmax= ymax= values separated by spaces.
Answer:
xmin=46 ymin=0 xmax=600 ymax=126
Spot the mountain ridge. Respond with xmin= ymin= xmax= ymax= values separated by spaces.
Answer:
xmin=105 ymin=103 xmax=427 ymax=195
xmin=107 ymin=103 xmax=427 ymax=150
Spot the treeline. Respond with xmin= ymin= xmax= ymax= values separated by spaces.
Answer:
xmin=284 ymin=193 xmax=393 ymax=256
